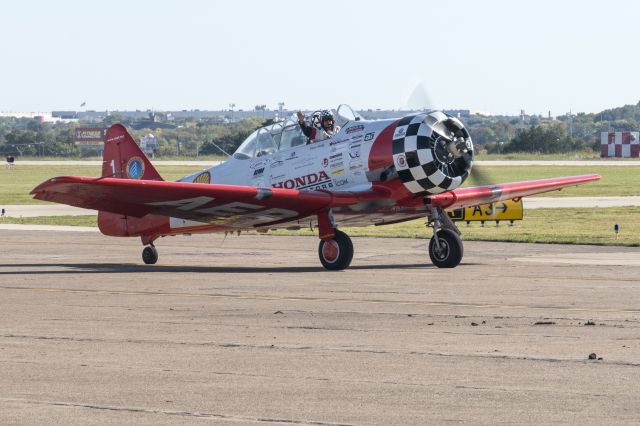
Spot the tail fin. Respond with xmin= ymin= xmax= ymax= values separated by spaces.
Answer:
xmin=102 ymin=124 xmax=163 ymax=181
xmin=99 ymin=124 xmax=167 ymax=240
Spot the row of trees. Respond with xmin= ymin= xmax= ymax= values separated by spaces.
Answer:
xmin=131 ymin=118 xmax=263 ymax=157
xmin=0 ymin=119 xmax=77 ymax=157
xmin=2 ymin=101 xmax=640 ymax=157
xmin=0 ymin=116 xmax=264 ymax=158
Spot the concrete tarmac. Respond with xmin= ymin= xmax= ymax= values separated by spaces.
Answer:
xmin=1 ymin=230 xmax=639 ymax=425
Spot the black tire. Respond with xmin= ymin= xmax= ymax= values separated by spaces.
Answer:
xmin=142 ymin=245 xmax=158 ymax=265
xmin=428 ymin=229 xmax=463 ymax=268
xmin=318 ymin=230 xmax=354 ymax=271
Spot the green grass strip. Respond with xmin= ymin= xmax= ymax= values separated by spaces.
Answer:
xmin=2 ymin=207 xmax=638 ymax=247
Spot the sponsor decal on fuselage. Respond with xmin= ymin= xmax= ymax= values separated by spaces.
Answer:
xmin=250 ymin=160 xmax=268 ymax=170
xmin=293 ymin=159 xmax=315 ymax=170
xmin=334 ymin=178 xmax=349 ymax=187
xmin=331 ymin=167 xmax=345 ymax=177
xmin=272 ymin=170 xmax=333 ymax=190
xmin=364 ymin=132 xmax=375 ymax=141
xmin=349 ymin=156 xmax=363 ymax=171
xmin=329 ymin=138 xmax=349 ymax=146
xmin=193 ymin=171 xmax=211 ymax=183
xmin=309 ymin=141 xmax=326 ymax=150
xmin=253 ymin=167 xmax=265 ymax=176
xmin=394 ymin=127 xmax=406 ymax=139
xmin=345 ymin=125 xmax=365 ymax=134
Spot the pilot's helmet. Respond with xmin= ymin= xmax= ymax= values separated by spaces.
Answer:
xmin=320 ymin=110 xmax=333 ymax=122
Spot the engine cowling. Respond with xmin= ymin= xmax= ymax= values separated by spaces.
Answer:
xmin=391 ymin=111 xmax=473 ymax=195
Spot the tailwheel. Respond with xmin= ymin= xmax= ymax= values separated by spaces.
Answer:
xmin=142 ymin=245 xmax=158 ymax=265
xmin=428 ymin=229 xmax=463 ymax=268
xmin=318 ymin=230 xmax=353 ymax=271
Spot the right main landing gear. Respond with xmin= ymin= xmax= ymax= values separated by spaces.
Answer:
xmin=142 ymin=245 xmax=158 ymax=264
xmin=427 ymin=206 xmax=463 ymax=268
xmin=428 ymin=229 xmax=463 ymax=268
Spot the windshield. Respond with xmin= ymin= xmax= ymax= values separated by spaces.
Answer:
xmin=335 ymin=104 xmax=364 ymax=129
xmin=233 ymin=129 xmax=259 ymax=159
xmin=233 ymin=119 xmax=303 ymax=159
xmin=232 ymin=105 xmax=363 ymax=159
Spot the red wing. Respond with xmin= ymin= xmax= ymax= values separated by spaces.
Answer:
xmin=30 ymin=176 xmax=373 ymax=228
xmin=426 ymin=174 xmax=601 ymax=210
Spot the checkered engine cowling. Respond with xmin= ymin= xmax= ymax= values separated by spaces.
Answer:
xmin=392 ymin=111 xmax=473 ymax=195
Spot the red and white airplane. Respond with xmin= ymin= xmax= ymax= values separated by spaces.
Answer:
xmin=32 ymin=105 xmax=600 ymax=270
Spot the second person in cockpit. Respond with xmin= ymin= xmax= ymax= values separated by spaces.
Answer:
xmin=297 ymin=109 xmax=340 ymax=143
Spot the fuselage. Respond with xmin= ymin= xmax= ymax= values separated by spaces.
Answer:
xmin=176 ymin=118 xmax=414 ymax=229
xmin=170 ymin=109 xmax=475 ymax=232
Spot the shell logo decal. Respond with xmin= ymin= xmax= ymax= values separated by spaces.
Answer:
xmin=126 ymin=157 xmax=145 ymax=179
xmin=193 ymin=171 xmax=211 ymax=184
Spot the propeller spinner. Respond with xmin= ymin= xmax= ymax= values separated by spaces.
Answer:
xmin=391 ymin=111 xmax=474 ymax=195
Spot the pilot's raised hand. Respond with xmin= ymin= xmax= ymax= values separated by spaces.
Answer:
xmin=296 ymin=111 xmax=305 ymax=123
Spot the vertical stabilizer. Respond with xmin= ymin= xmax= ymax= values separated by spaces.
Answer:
xmin=102 ymin=124 xmax=163 ymax=181
xmin=98 ymin=124 xmax=166 ymax=238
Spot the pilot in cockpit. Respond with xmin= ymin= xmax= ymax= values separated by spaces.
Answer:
xmin=297 ymin=109 xmax=340 ymax=143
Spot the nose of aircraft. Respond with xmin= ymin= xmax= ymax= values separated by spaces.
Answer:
xmin=387 ymin=111 xmax=474 ymax=195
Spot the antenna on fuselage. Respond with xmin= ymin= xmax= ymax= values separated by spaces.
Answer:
xmin=209 ymin=140 xmax=231 ymax=158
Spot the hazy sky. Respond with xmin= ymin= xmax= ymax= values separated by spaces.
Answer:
xmin=2 ymin=0 xmax=638 ymax=115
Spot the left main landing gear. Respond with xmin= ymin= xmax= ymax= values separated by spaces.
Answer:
xmin=318 ymin=230 xmax=354 ymax=271
xmin=142 ymin=245 xmax=158 ymax=264
xmin=316 ymin=209 xmax=353 ymax=271
xmin=427 ymin=206 xmax=463 ymax=268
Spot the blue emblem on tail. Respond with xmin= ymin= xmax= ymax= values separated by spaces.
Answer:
xmin=126 ymin=157 xmax=145 ymax=179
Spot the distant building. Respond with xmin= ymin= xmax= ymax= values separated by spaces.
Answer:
xmin=601 ymin=132 xmax=640 ymax=157
xmin=52 ymin=111 xmax=78 ymax=119
xmin=2 ymin=111 xmax=77 ymax=123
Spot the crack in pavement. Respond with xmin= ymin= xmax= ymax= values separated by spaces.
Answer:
xmin=0 ymin=397 xmax=354 ymax=425
xmin=1 ymin=285 xmax=639 ymax=314
xmin=2 ymin=333 xmax=639 ymax=367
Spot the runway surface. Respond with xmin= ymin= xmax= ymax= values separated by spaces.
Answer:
xmin=1 ymin=230 xmax=639 ymax=424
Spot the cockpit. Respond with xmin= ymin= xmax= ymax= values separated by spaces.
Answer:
xmin=232 ymin=104 xmax=364 ymax=160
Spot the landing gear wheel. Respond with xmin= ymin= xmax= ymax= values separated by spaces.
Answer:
xmin=318 ymin=230 xmax=353 ymax=271
xmin=429 ymin=229 xmax=463 ymax=268
xmin=142 ymin=245 xmax=158 ymax=264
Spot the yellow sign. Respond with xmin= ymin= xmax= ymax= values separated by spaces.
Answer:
xmin=448 ymin=199 xmax=524 ymax=222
